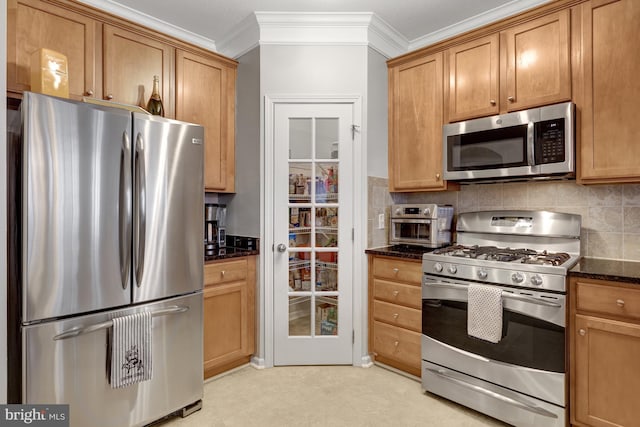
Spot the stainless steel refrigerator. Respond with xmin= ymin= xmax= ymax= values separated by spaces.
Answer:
xmin=7 ymin=92 xmax=204 ymax=426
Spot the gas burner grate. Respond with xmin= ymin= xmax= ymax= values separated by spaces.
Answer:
xmin=432 ymin=245 xmax=572 ymax=266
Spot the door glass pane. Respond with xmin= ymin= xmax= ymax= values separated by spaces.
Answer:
xmin=289 ymin=296 xmax=311 ymax=336
xmin=315 ymin=163 xmax=338 ymax=203
xmin=315 ymin=118 xmax=339 ymax=159
xmin=289 ymin=162 xmax=312 ymax=204
xmin=316 ymin=254 xmax=338 ymax=292
xmin=289 ymin=118 xmax=312 ymax=159
xmin=289 ymin=257 xmax=311 ymax=292
xmin=316 ymin=296 xmax=338 ymax=336
xmin=315 ymin=207 xmax=338 ymax=247
xmin=289 ymin=207 xmax=312 ymax=246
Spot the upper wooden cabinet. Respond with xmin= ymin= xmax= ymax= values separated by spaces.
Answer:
xmin=501 ymin=10 xmax=571 ymax=112
xmin=577 ymin=0 xmax=640 ymax=183
xmin=446 ymin=34 xmax=500 ymax=122
xmin=446 ymin=11 xmax=571 ymax=122
xmin=103 ymin=25 xmax=174 ymax=118
xmin=7 ymin=0 xmax=239 ymax=193
xmin=7 ymin=0 xmax=99 ymax=100
xmin=176 ymin=51 xmax=236 ymax=192
xmin=388 ymin=52 xmax=455 ymax=192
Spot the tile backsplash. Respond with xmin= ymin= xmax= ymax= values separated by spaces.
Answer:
xmin=367 ymin=177 xmax=640 ymax=262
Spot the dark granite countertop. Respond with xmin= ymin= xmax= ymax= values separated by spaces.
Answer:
xmin=365 ymin=245 xmax=436 ymax=260
xmin=569 ymin=257 xmax=640 ymax=285
xmin=205 ymin=247 xmax=260 ymax=263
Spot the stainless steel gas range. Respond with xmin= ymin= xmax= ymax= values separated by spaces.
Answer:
xmin=421 ymin=210 xmax=581 ymax=427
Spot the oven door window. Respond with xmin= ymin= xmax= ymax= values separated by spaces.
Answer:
xmin=447 ymin=124 xmax=529 ymax=171
xmin=422 ymin=299 xmax=564 ymax=373
xmin=392 ymin=221 xmax=431 ymax=241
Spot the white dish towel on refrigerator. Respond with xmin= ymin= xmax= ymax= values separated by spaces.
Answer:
xmin=110 ymin=312 xmax=152 ymax=388
xmin=467 ymin=284 xmax=503 ymax=343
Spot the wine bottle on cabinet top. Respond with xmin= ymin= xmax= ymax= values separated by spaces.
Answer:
xmin=146 ymin=75 xmax=164 ymax=116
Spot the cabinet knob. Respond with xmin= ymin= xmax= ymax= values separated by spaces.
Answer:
xmin=507 ymin=96 xmax=515 ymax=103
xmin=489 ymin=99 xmax=496 ymax=106
xmin=579 ymin=329 xmax=586 ymax=336
xmin=393 ymin=268 xmax=399 ymax=274
xmin=394 ymin=341 xmax=399 ymax=347
xmin=85 ymin=89 xmax=94 ymax=96
xmin=617 ymin=299 xmax=625 ymax=307
xmin=393 ymin=313 xmax=399 ymax=320
xmin=392 ymin=290 xmax=399 ymax=297
xmin=221 ymin=270 xmax=226 ymax=277
xmin=436 ymin=173 xmax=441 ymax=180
xmin=105 ymin=94 xmax=114 ymax=100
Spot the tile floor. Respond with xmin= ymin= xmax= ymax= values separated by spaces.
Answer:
xmin=155 ymin=365 xmax=507 ymax=427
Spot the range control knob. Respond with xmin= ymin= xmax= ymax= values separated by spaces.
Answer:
xmin=423 ymin=208 xmax=431 ymax=217
xmin=530 ymin=274 xmax=543 ymax=286
xmin=511 ymin=272 xmax=525 ymax=283
xmin=434 ymin=263 xmax=443 ymax=273
xmin=477 ymin=269 xmax=488 ymax=280
xmin=448 ymin=265 xmax=458 ymax=274
xmin=395 ymin=208 xmax=402 ymax=216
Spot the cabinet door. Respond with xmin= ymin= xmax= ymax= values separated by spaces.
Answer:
xmin=574 ymin=314 xmax=640 ymax=426
xmin=103 ymin=25 xmax=174 ymax=117
xmin=7 ymin=0 xmax=99 ymax=100
xmin=176 ymin=50 xmax=236 ymax=192
xmin=203 ymin=281 xmax=249 ymax=378
xmin=447 ymin=34 xmax=499 ymax=122
xmin=502 ymin=10 xmax=571 ymax=111
xmin=388 ymin=52 xmax=448 ymax=192
xmin=578 ymin=0 xmax=640 ymax=183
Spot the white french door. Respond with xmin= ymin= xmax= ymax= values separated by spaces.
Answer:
xmin=273 ymin=103 xmax=354 ymax=365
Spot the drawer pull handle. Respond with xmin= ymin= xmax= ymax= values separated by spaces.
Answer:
xmin=579 ymin=329 xmax=586 ymax=336
xmin=392 ymin=290 xmax=399 ymax=297
xmin=394 ymin=341 xmax=399 ymax=347
xmin=393 ymin=313 xmax=399 ymax=319
xmin=393 ymin=268 xmax=399 ymax=274
xmin=617 ymin=299 xmax=625 ymax=307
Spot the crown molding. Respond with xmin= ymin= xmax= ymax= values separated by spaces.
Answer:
xmin=75 ymin=0 xmax=217 ymax=52
xmin=219 ymin=12 xmax=409 ymax=59
xmin=408 ymin=0 xmax=551 ymax=51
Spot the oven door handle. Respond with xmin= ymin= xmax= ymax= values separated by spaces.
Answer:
xmin=425 ymin=367 xmax=558 ymax=419
xmin=425 ymin=281 xmax=562 ymax=308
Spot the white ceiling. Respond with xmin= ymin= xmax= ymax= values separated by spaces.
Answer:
xmin=108 ymin=0 xmax=543 ymax=47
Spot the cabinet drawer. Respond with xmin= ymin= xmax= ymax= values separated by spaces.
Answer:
xmin=373 ymin=300 xmax=421 ymax=332
xmin=373 ymin=279 xmax=421 ymax=309
xmin=576 ymin=281 xmax=640 ymax=321
xmin=373 ymin=321 xmax=421 ymax=369
xmin=372 ymin=257 xmax=422 ymax=284
xmin=205 ymin=258 xmax=247 ymax=286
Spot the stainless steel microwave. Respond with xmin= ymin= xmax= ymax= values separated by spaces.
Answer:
xmin=443 ymin=102 xmax=575 ymax=182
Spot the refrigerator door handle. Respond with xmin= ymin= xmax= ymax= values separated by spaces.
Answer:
xmin=119 ymin=131 xmax=132 ymax=290
xmin=52 ymin=305 xmax=190 ymax=340
xmin=134 ymin=133 xmax=147 ymax=287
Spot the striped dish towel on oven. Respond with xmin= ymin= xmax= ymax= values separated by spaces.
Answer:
xmin=110 ymin=312 xmax=152 ymax=388
xmin=467 ymin=284 xmax=503 ymax=343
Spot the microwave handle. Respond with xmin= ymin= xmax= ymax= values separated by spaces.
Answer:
xmin=527 ymin=121 xmax=535 ymax=166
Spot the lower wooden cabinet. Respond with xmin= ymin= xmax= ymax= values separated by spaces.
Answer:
xmin=203 ymin=256 xmax=256 ymax=379
xmin=570 ymin=276 xmax=640 ymax=426
xmin=368 ymin=255 xmax=422 ymax=376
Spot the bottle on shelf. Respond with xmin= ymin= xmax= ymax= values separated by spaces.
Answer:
xmin=146 ymin=75 xmax=164 ymax=116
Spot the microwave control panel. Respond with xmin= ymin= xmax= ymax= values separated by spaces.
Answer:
xmin=534 ymin=118 xmax=565 ymax=164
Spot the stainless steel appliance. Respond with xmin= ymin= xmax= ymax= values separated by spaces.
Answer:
xmin=389 ymin=204 xmax=454 ymax=248
xmin=204 ymin=204 xmax=227 ymax=256
xmin=421 ymin=210 xmax=581 ymax=427
xmin=443 ymin=102 xmax=574 ymax=182
xmin=7 ymin=92 xmax=204 ymax=426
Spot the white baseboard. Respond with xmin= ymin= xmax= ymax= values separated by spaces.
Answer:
xmin=250 ymin=356 xmax=266 ymax=369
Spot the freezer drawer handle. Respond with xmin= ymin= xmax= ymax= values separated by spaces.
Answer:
xmin=425 ymin=367 xmax=558 ymax=419
xmin=52 ymin=305 xmax=189 ymax=341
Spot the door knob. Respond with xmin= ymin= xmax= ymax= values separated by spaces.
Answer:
xmin=277 ymin=243 xmax=287 ymax=252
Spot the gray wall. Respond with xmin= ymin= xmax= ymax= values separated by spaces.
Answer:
xmin=219 ymin=46 xmax=261 ymax=238
xmin=366 ymin=48 xmax=389 ymax=179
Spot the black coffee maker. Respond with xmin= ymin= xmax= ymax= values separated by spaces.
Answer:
xmin=204 ymin=204 xmax=227 ymax=256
